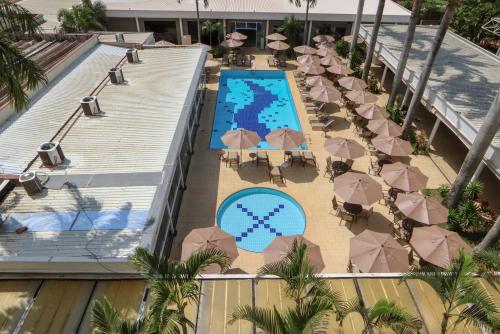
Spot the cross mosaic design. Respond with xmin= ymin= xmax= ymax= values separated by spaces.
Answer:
xmin=234 ymin=203 xmax=285 ymax=241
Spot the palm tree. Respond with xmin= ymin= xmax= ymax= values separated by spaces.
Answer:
xmin=350 ymin=0 xmax=366 ymax=68
xmin=178 ymin=0 xmax=209 ymax=44
xmin=57 ymin=0 xmax=107 ymax=32
xmin=447 ymin=89 xmax=500 ymax=208
xmin=402 ymin=0 xmax=460 ymax=136
xmin=386 ymin=0 xmax=424 ymax=108
xmin=361 ymin=0 xmax=386 ymax=82
xmin=289 ymin=0 xmax=317 ymax=45
xmin=475 ymin=215 xmax=500 ymax=253
xmin=0 ymin=1 xmax=47 ymax=112
xmin=281 ymin=15 xmax=303 ymax=49
xmin=201 ymin=20 xmax=223 ymax=46
xmin=91 ymin=298 xmax=145 ymax=334
xmin=401 ymin=251 xmax=500 ymax=333
xmin=338 ymin=298 xmax=422 ymax=334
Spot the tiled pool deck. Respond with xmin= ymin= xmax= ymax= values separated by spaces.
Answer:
xmin=171 ymin=51 xmax=472 ymax=274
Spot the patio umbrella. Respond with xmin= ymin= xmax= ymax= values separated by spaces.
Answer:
xmin=297 ymin=54 xmax=320 ymax=66
xmin=305 ymin=75 xmax=333 ymax=87
xmin=228 ymin=31 xmax=247 ymax=40
xmin=298 ymin=63 xmax=325 ymax=75
xmin=350 ymin=230 xmax=409 ymax=273
xmin=313 ymin=34 xmax=335 ymax=43
xmin=380 ymin=162 xmax=428 ymax=192
xmin=326 ymin=64 xmax=354 ymax=76
xmin=395 ymin=192 xmax=448 ymax=225
xmin=355 ymin=103 xmax=389 ymax=119
xmin=345 ymin=90 xmax=378 ymax=104
xmin=338 ymin=77 xmax=368 ymax=91
xmin=267 ymin=40 xmax=290 ymax=51
xmin=181 ymin=226 xmax=239 ymax=273
xmin=367 ymin=119 xmax=403 ymax=137
xmin=410 ymin=226 xmax=472 ymax=268
xmin=316 ymin=46 xmax=338 ymax=57
xmin=221 ymin=129 xmax=261 ymax=158
xmin=324 ymin=137 xmax=364 ymax=159
xmin=309 ymin=85 xmax=341 ymax=103
xmin=293 ymin=45 xmax=317 ymax=55
xmin=264 ymin=235 xmax=325 ymax=272
xmin=371 ymin=135 xmax=413 ymax=157
xmin=266 ymin=32 xmax=287 ymax=41
xmin=221 ymin=39 xmax=243 ymax=48
xmin=265 ymin=128 xmax=305 ymax=150
xmin=343 ymin=35 xmax=364 ymax=44
xmin=320 ymin=55 xmax=342 ymax=67
xmin=334 ymin=172 xmax=383 ymax=205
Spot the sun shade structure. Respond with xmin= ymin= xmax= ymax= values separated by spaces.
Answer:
xmin=316 ymin=46 xmax=338 ymax=57
xmin=305 ymin=75 xmax=333 ymax=87
xmin=263 ymin=235 xmax=325 ymax=272
xmin=265 ymin=128 xmax=305 ymax=150
xmin=367 ymin=119 xmax=403 ymax=137
xmin=355 ymin=103 xmax=389 ymax=119
xmin=343 ymin=35 xmax=365 ymax=44
xmin=334 ymin=172 xmax=383 ymax=205
xmin=267 ymin=40 xmax=290 ymax=51
xmin=371 ymin=135 xmax=413 ymax=156
xmin=350 ymin=230 xmax=409 ymax=273
xmin=395 ymin=192 xmax=448 ymax=225
xmin=410 ymin=226 xmax=472 ymax=268
xmin=313 ymin=34 xmax=335 ymax=43
xmin=338 ymin=76 xmax=368 ymax=91
xmin=297 ymin=55 xmax=320 ymax=66
xmin=326 ymin=64 xmax=354 ymax=76
xmin=345 ymin=90 xmax=378 ymax=104
xmin=181 ymin=227 xmax=239 ymax=273
xmin=298 ymin=63 xmax=325 ymax=75
xmin=293 ymin=45 xmax=317 ymax=55
xmin=380 ymin=162 xmax=428 ymax=192
xmin=266 ymin=32 xmax=287 ymax=41
xmin=221 ymin=129 xmax=261 ymax=158
xmin=324 ymin=137 xmax=365 ymax=159
xmin=309 ymin=85 xmax=341 ymax=103
xmin=221 ymin=39 xmax=243 ymax=48
xmin=320 ymin=55 xmax=342 ymax=67
xmin=228 ymin=31 xmax=248 ymax=40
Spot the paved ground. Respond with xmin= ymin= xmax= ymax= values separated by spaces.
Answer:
xmin=18 ymin=0 xmax=80 ymax=31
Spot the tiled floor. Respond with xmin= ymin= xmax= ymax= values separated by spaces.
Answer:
xmin=172 ymin=50 xmax=476 ymax=274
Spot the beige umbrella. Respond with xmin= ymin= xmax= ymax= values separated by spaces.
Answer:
xmin=324 ymin=137 xmax=364 ymax=159
xmin=371 ymin=135 xmax=413 ymax=157
xmin=267 ymin=40 xmax=290 ymax=51
xmin=156 ymin=40 xmax=176 ymax=46
xmin=410 ymin=226 xmax=472 ymax=268
xmin=326 ymin=64 xmax=354 ymax=76
xmin=313 ymin=34 xmax=335 ymax=43
xmin=299 ymin=63 xmax=325 ymax=75
xmin=334 ymin=172 xmax=383 ymax=205
xmin=294 ymin=45 xmax=317 ymax=55
xmin=345 ymin=90 xmax=378 ymax=104
xmin=181 ymin=227 xmax=239 ymax=273
xmin=355 ymin=103 xmax=389 ymax=119
xmin=228 ymin=31 xmax=247 ymax=40
xmin=265 ymin=128 xmax=305 ymax=150
xmin=264 ymin=235 xmax=325 ymax=272
xmin=343 ymin=35 xmax=365 ymax=44
xmin=221 ymin=39 xmax=243 ymax=48
xmin=350 ymin=230 xmax=409 ymax=273
xmin=297 ymin=54 xmax=320 ymax=66
xmin=395 ymin=192 xmax=448 ymax=225
xmin=309 ymin=85 xmax=341 ymax=103
xmin=338 ymin=76 xmax=368 ymax=91
xmin=320 ymin=55 xmax=342 ymax=67
xmin=221 ymin=129 xmax=261 ymax=158
xmin=305 ymin=75 xmax=333 ymax=87
xmin=316 ymin=46 xmax=338 ymax=57
xmin=380 ymin=162 xmax=428 ymax=192
xmin=266 ymin=32 xmax=287 ymax=41
xmin=367 ymin=119 xmax=403 ymax=137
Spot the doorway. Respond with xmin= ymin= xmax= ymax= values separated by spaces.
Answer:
xmin=230 ymin=21 xmax=263 ymax=48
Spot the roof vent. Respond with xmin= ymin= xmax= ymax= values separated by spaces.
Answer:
xmin=108 ymin=67 xmax=124 ymax=84
xmin=115 ymin=32 xmax=125 ymax=43
xmin=126 ymin=48 xmax=140 ymax=64
xmin=19 ymin=171 xmax=44 ymax=196
xmin=37 ymin=141 xmax=65 ymax=167
xmin=80 ymin=96 xmax=101 ymax=116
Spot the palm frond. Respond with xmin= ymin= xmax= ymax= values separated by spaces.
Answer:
xmin=370 ymin=299 xmax=422 ymax=334
xmin=0 ymin=1 xmax=40 ymax=36
xmin=129 ymin=247 xmax=178 ymax=280
xmin=180 ymin=247 xmax=231 ymax=278
xmin=473 ymin=249 xmax=500 ymax=289
xmin=228 ymin=305 xmax=282 ymax=334
xmin=337 ymin=297 xmax=366 ymax=327
xmin=91 ymin=297 xmax=143 ymax=334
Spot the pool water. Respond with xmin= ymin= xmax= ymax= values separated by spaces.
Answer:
xmin=210 ymin=70 xmax=306 ymax=150
xmin=217 ymin=188 xmax=306 ymax=252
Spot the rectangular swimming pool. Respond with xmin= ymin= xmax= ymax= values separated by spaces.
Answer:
xmin=210 ymin=70 xmax=306 ymax=150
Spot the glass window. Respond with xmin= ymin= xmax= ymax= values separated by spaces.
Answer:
xmin=247 ymin=22 xmax=257 ymax=30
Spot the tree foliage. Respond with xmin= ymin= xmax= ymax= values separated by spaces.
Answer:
xmin=57 ymin=0 xmax=107 ymax=32
xmin=451 ymin=0 xmax=500 ymax=43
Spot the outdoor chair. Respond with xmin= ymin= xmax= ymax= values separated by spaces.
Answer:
xmin=330 ymin=195 xmax=343 ymax=215
xmin=357 ymin=207 xmax=374 ymax=221
xmin=222 ymin=54 xmax=230 ymax=66
xmin=368 ymin=157 xmax=381 ymax=175
xmin=226 ymin=151 xmax=240 ymax=168
xmin=308 ymin=114 xmax=331 ymax=123
xmin=290 ymin=151 xmax=303 ymax=166
xmin=324 ymin=156 xmax=333 ymax=178
xmin=311 ymin=119 xmax=334 ymax=135
xmin=303 ymin=151 xmax=318 ymax=168
xmin=338 ymin=206 xmax=355 ymax=226
xmin=256 ymin=151 xmax=270 ymax=167
xmin=244 ymin=55 xmax=252 ymax=67
xmin=267 ymin=55 xmax=277 ymax=67
xmin=236 ymin=54 xmax=244 ymax=66
xmin=269 ymin=166 xmax=285 ymax=184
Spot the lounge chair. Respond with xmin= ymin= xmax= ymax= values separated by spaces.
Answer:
xmin=256 ymin=151 xmax=269 ymax=167
xmin=244 ymin=55 xmax=252 ymax=67
xmin=302 ymin=151 xmax=318 ymax=168
xmin=310 ymin=118 xmax=334 ymax=132
xmin=236 ymin=54 xmax=244 ymax=66
xmin=226 ymin=151 xmax=240 ymax=168
xmin=308 ymin=114 xmax=331 ymax=123
xmin=289 ymin=151 xmax=303 ymax=166
xmin=222 ymin=54 xmax=229 ymax=66
xmin=267 ymin=55 xmax=277 ymax=67
xmin=269 ymin=166 xmax=285 ymax=184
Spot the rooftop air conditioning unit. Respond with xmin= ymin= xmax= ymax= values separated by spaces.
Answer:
xmin=19 ymin=171 xmax=44 ymax=196
xmin=108 ymin=67 xmax=124 ymax=84
xmin=80 ymin=96 xmax=100 ymax=116
xmin=37 ymin=141 xmax=65 ymax=167
xmin=115 ymin=32 xmax=125 ymax=43
xmin=126 ymin=48 xmax=139 ymax=63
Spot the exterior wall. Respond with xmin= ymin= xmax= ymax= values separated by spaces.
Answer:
xmin=106 ymin=17 xmax=137 ymax=32
xmin=138 ymin=18 xmax=181 ymax=44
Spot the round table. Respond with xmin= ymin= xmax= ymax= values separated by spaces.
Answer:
xmin=249 ymin=152 xmax=257 ymax=162
xmin=343 ymin=202 xmax=363 ymax=215
xmin=331 ymin=161 xmax=350 ymax=175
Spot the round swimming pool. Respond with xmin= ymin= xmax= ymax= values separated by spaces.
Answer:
xmin=217 ymin=188 xmax=306 ymax=252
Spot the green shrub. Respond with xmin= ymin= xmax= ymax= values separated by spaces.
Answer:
xmin=368 ymin=76 xmax=380 ymax=94
xmin=210 ymin=44 xmax=225 ymax=58
xmin=386 ymin=94 xmax=404 ymax=125
xmin=352 ymin=66 xmax=363 ymax=79
xmin=351 ymin=45 xmax=365 ymax=68
xmin=437 ymin=184 xmax=451 ymax=199
xmin=464 ymin=180 xmax=484 ymax=201
xmin=448 ymin=199 xmax=482 ymax=231
xmin=335 ymin=39 xmax=349 ymax=58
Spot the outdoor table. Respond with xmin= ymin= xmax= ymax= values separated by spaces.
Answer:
xmin=284 ymin=150 xmax=292 ymax=161
xmin=249 ymin=152 xmax=257 ymax=163
xmin=331 ymin=161 xmax=349 ymax=175
xmin=343 ymin=202 xmax=363 ymax=215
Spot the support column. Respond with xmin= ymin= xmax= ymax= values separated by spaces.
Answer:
xmin=223 ymin=19 xmax=227 ymax=36
xmin=380 ymin=64 xmax=388 ymax=91
xmin=471 ymin=161 xmax=486 ymax=181
xmin=135 ymin=17 xmax=140 ymax=32
xmin=265 ymin=20 xmax=270 ymax=37
xmin=307 ymin=20 xmax=313 ymax=44
xmin=427 ymin=117 xmax=441 ymax=147
xmin=179 ymin=18 xmax=184 ymax=39
xmin=402 ymin=86 xmax=411 ymax=107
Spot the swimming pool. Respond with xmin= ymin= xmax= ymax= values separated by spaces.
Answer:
xmin=217 ymin=188 xmax=306 ymax=252
xmin=210 ymin=70 xmax=306 ymax=150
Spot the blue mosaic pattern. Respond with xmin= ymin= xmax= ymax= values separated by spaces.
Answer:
xmin=210 ymin=70 xmax=306 ymax=150
xmin=217 ymin=188 xmax=306 ymax=252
